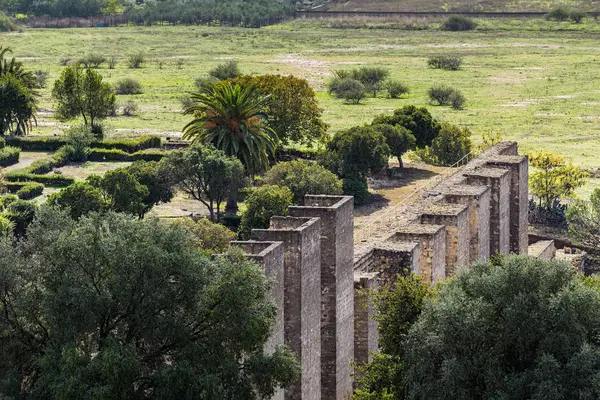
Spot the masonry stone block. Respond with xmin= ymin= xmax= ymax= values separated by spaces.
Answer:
xmin=385 ymin=224 xmax=446 ymax=284
xmin=487 ymin=155 xmax=529 ymax=255
xmin=443 ymin=185 xmax=491 ymax=263
xmin=252 ymin=217 xmax=322 ymax=400
xmin=465 ymin=167 xmax=511 ymax=256
xmin=529 ymin=240 xmax=555 ymax=260
xmin=289 ymin=195 xmax=354 ymax=400
xmin=420 ymin=203 xmax=470 ymax=275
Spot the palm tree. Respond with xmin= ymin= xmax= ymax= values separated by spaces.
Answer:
xmin=0 ymin=47 xmax=36 ymax=89
xmin=182 ymin=82 xmax=277 ymax=176
xmin=0 ymin=47 xmax=37 ymax=135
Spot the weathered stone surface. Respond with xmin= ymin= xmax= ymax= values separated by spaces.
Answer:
xmin=252 ymin=217 xmax=322 ymax=400
xmin=289 ymin=195 xmax=354 ymax=400
xmin=529 ymin=240 xmax=555 ymax=260
xmin=353 ymin=273 xmax=379 ymax=370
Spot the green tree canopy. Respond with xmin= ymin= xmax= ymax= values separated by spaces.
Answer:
xmin=163 ymin=143 xmax=245 ymax=221
xmin=238 ymin=184 xmax=293 ymax=240
xmin=264 ymin=159 xmax=343 ymax=204
xmin=373 ymin=105 xmax=440 ymax=148
xmin=47 ymin=180 xmax=105 ymax=219
xmin=231 ymin=74 xmax=328 ymax=145
xmin=0 ymin=47 xmax=37 ymax=135
xmin=88 ymin=168 xmax=149 ymax=217
xmin=372 ymin=124 xmax=416 ymax=168
xmin=404 ymin=256 xmax=600 ymax=400
xmin=0 ymin=207 xmax=299 ymax=398
xmin=52 ymin=66 xmax=116 ymax=129
xmin=182 ymin=82 xmax=277 ymax=175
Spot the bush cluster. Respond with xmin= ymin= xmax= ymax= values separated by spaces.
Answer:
xmin=427 ymin=85 xmax=466 ymax=109
xmin=115 ymin=78 xmax=143 ymax=95
xmin=385 ymin=80 xmax=410 ymax=98
xmin=442 ymin=15 xmax=477 ymax=31
xmin=546 ymin=8 xmax=587 ymax=23
xmin=427 ymin=55 xmax=463 ymax=71
xmin=209 ymin=61 xmax=241 ymax=81
xmin=87 ymin=148 xmax=166 ymax=162
xmin=413 ymin=123 xmax=473 ymax=167
xmin=128 ymin=52 xmax=145 ymax=69
xmin=238 ymin=185 xmax=293 ymax=240
xmin=15 ymin=182 xmax=44 ymax=200
xmin=78 ymin=54 xmax=106 ymax=69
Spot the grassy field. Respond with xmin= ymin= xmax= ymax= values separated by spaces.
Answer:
xmin=325 ymin=0 xmax=600 ymax=12
xmin=3 ymin=17 xmax=600 ymax=191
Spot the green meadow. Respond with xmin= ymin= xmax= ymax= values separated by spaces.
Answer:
xmin=3 ymin=17 xmax=600 ymax=178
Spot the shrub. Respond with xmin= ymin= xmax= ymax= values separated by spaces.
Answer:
xmin=546 ymin=7 xmax=570 ymax=21
xmin=128 ymin=52 xmax=145 ymax=69
xmin=373 ymin=105 xmax=441 ymax=148
xmin=0 ymin=12 xmax=17 ymax=32
xmin=16 ymin=182 xmax=44 ymax=200
xmin=334 ymin=79 xmax=367 ymax=104
xmin=342 ymin=174 xmax=369 ymax=206
xmin=209 ymin=61 xmax=241 ymax=81
xmin=32 ymin=70 xmax=49 ymax=88
xmin=168 ymin=218 xmax=235 ymax=253
xmin=108 ymin=57 xmax=117 ymax=69
xmin=4 ymin=199 xmax=36 ymax=237
xmin=0 ymin=194 xmax=18 ymax=210
xmin=428 ymin=85 xmax=466 ymax=109
xmin=79 ymin=53 xmax=106 ymax=69
xmin=385 ymin=80 xmax=410 ymax=98
xmin=47 ymin=181 xmax=105 ymax=219
xmin=442 ymin=15 xmax=477 ymax=31
xmin=570 ymin=10 xmax=587 ymax=23
xmin=264 ymin=160 xmax=343 ymax=204
xmin=428 ymin=123 xmax=473 ymax=166
xmin=238 ymin=185 xmax=293 ymax=240
xmin=115 ymin=78 xmax=143 ymax=95
xmin=0 ymin=146 xmax=20 ymax=167
xmin=175 ymin=58 xmax=184 ymax=69
xmin=427 ymin=55 xmax=463 ymax=71
xmin=94 ymin=135 xmax=161 ymax=152
xmin=122 ymin=101 xmax=138 ymax=116
xmin=354 ymin=66 xmax=390 ymax=97
xmin=64 ymin=125 xmax=94 ymax=162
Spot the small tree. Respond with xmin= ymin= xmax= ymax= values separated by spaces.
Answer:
xmin=168 ymin=217 xmax=235 ymax=253
xmin=238 ymin=185 xmax=293 ymax=240
xmin=566 ymin=188 xmax=600 ymax=251
xmin=209 ymin=60 xmax=241 ymax=81
xmin=416 ymin=123 xmax=472 ymax=166
xmin=128 ymin=161 xmax=174 ymax=217
xmin=373 ymin=105 xmax=441 ymax=148
xmin=546 ymin=7 xmax=571 ymax=21
xmin=354 ymin=66 xmax=390 ymax=97
xmin=442 ymin=15 xmax=477 ymax=31
xmin=163 ymin=143 xmax=244 ymax=221
xmin=384 ymin=80 xmax=410 ymax=99
xmin=88 ymin=169 xmax=149 ymax=217
xmin=127 ymin=52 xmax=145 ymax=68
xmin=264 ymin=159 xmax=343 ymax=204
xmin=372 ymin=124 xmax=416 ymax=168
xmin=114 ymin=78 xmax=143 ymax=95
xmin=0 ymin=73 xmax=37 ymax=135
xmin=47 ymin=181 xmax=106 ymax=219
xmin=428 ymin=85 xmax=465 ymax=109
xmin=64 ymin=124 xmax=94 ymax=161
xmin=52 ymin=66 xmax=116 ymax=130
xmin=427 ymin=55 xmax=462 ymax=71
xmin=528 ymin=150 xmax=588 ymax=210
xmin=334 ymin=79 xmax=367 ymax=104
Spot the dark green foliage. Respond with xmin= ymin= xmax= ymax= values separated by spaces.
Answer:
xmin=127 ymin=160 xmax=174 ymax=217
xmin=385 ymin=80 xmax=410 ymax=99
xmin=0 ymin=11 xmax=16 ymax=32
xmin=566 ymin=188 xmax=600 ymax=251
xmin=354 ymin=274 xmax=431 ymax=399
xmin=427 ymin=85 xmax=466 ymax=109
xmin=115 ymin=78 xmax=143 ymax=95
xmin=209 ymin=60 xmax=242 ymax=81
xmin=47 ymin=181 xmax=105 ymax=219
xmin=354 ymin=66 xmax=390 ymax=97
xmin=415 ymin=123 xmax=472 ymax=166
xmin=372 ymin=124 xmax=416 ymax=168
xmin=569 ymin=10 xmax=588 ymax=23
xmin=264 ymin=159 xmax=343 ymax=204
xmin=5 ymin=136 xmax=64 ymax=150
xmin=546 ymin=7 xmax=571 ymax=21
xmin=238 ymin=185 xmax=293 ymax=239
xmin=372 ymin=105 xmax=441 ymax=148
xmin=127 ymin=52 xmax=145 ymax=69
xmin=333 ymin=78 xmax=367 ymax=104
xmin=427 ymin=55 xmax=463 ymax=71
xmin=342 ymin=175 xmax=369 ymax=206
xmin=6 ymin=171 xmax=75 ymax=187
xmin=89 ymin=168 xmax=149 ymax=217
xmin=442 ymin=15 xmax=477 ymax=31
xmin=0 ymin=145 xmax=20 ymax=166
xmin=94 ymin=135 xmax=162 ymax=152
xmin=169 ymin=217 xmax=235 ymax=253
xmin=64 ymin=124 xmax=94 ymax=162
xmin=52 ymin=66 xmax=116 ymax=128
xmin=0 ymin=208 xmax=299 ymax=398
xmin=163 ymin=143 xmax=245 ymax=221
xmin=4 ymin=198 xmax=36 ymax=236
xmin=87 ymin=148 xmax=166 ymax=162
xmin=0 ymin=73 xmax=36 ymax=136
xmin=15 ymin=182 xmax=44 ymax=200
xmin=0 ymin=194 xmax=17 ymax=210
xmin=404 ymin=256 xmax=600 ymax=400
xmin=0 ymin=137 xmax=5 ymax=148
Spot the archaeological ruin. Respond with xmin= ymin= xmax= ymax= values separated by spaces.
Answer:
xmin=231 ymin=142 xmax=547 ymax=400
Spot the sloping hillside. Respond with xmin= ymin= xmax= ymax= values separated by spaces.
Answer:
xmin=326 ymin=0 xmax=599 ymax=12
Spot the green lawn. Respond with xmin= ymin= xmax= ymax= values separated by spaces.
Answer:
xmin=3 ymin=18 xmax=600 ymax=181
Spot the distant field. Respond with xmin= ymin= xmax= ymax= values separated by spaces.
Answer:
xmin=3 ymin=17 xmax=600 ymax=196
xmin=326 ymin=0 xmax=600 ymax=12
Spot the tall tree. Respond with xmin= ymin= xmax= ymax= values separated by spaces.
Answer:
xmin=163 ymin=143 xmax=244 ymax=221
xmin=404 ymin=256 xmax=600 ymax=400
xmin=373 ymin=105 xmax=440 ymax=148
xmin=182 ymin=82 xmax=277 ymax=176
xmin=0 ymin=47 xmax=37 ymax=135
xmin=52 ymin=66 xmax=116 ymax=130
xmin=0 ymin=207 xmax=299 ymax=398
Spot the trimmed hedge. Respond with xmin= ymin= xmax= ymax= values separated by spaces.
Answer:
xmin=16 ymin=182 xmax=45 ymax=200
xmin=5 ymin=172 xmax=75 ymax=187
xmin=5 ymin=135 xmax=162 ymax=152
xmin=275 ymin=146 xmax=320 ymax=162
xmin=0 ymin=146 xmax=21 ymax=167
xmin=88 ymin=148 xmax=167 ymax=162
